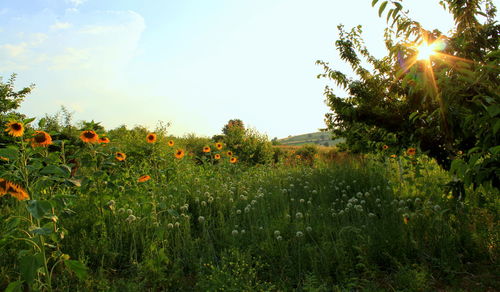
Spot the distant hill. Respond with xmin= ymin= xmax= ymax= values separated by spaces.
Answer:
xmin=277 ymin=131 xmax=344 ymax=147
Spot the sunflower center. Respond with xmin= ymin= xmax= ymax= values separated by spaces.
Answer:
xmin=34 ymin=133 xmax=47 ymax=143
xmin=12 ymin=123 xmax=22 ymax=130
xmin=84 ymin=132 xmax=95 ymax=138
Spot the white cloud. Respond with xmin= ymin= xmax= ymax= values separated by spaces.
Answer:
xmin=67 ymin=0 xmax=87 ymax=7
xmin=49 ymin=47 xmax=91 ymax=70
xmin=50 ymin=22 xmax=72 ymax=30
xmin=0 ymin=42 xmax=28 ymax=57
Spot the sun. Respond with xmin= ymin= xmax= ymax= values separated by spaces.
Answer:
xmin=416 ymin=41 xmax=437 ymax=61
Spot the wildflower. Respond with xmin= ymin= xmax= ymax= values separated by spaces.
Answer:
xmin=143 ymin=133 xmax=156 ymax=144
xmin=167 ymin=223 xmax=174 ymax=229
xmin=215 ymin=142 xmax=223 ymax=150
xmin=174 ymin=222 xmax=180 ymax=228
xmin=0 ymin=156 xmax=8 ymax=162
xmin=125 ymin=215 xmax=137 ymax=223
xmin=198 ymin=216 xmax=205 ymax=223
xmin=296 ymin=155 xmax=301 ymax=159
xmin=236 ymin=209 xmax=242 ymax=214
xmin=203 ymin=146 xmax=211 ymax=153
xmin=276 ymin=235 xmax=282 ymax=241
xmin=115 ymin=152 xmax=126 ymax=161
xmin=306 ymin=226 xmax=312 ymax=232
xmin=390 ymin=154 xmax=397 ymax=158
xmin=126 ymin=209 xmax=133 ymax=215
xmin=241 ymin=229 xmax=246 ymax=234
xmin=407 ymin=147 xmax=416 ymax=156
xmin=5 ymin=121 xmax=24 ymax=137
xmin=296 ymin=231 xmax=304 ymax=237
xmin=4 ymin=181 xmax=30 ymax=201
xmin=383 ymin=145 xmax=389 ymax=150
xmin=168 ymin=140 xmax=175 ymax=147
xmin=31 ymin=131 xmax=52 ymax=147
xmin=403 ymin=214 xmax=410 ymax=224
xmin=230 ymin=157 xmax=237 ymax=164
xmin=138 ymin=175 xmax=151 ymax=183
xmin=232 ymin=230 xmax=238 ymax=236
xmin=98 ymin=137 xmax=110 ymax=144
xmin=295 ymin=212 xmax=303 ymax=219
xmin=80 ymin=130 xmax=99 ymax=143
xmin=226 ymin=151 xmax=233 ymax=156
xmin=175 ymin=149 xmax=185 ymax=159
xmin=274 ymin=230 xmax=280 ymax=236
xmin=214 ymin=154 xmax=221 ymax=160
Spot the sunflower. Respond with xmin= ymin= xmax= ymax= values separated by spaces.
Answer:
xmin=99 ymin=137 xmax=110 ymax=144
xmin=203 ymin=146 xmax=211 ymax=153
xmin=175 ymin=149 xmax=185 ymax=159
xmin=115 ymin=152 xmax=126 ymax=161
xmin=146 ymin=133 xmax=157 ymax=143
xmin=403 ymin=215 xmax=410 ymax=225
xmin=5 ymin=121 xmax=24 ymax=137
xmin=80 ymin=130 xmax=99 ymax=143
xmin=226 ymin=151 xmax=233 ymax=156
xmin=168 ymin=140 xmax=175 ymax=147
xmin=215 ymin=142 xmax=223 ymax=150
xmin=138 ymin=175 xmax=151 ymax=183
xmin=5 ymin=181 xmax=30 ymax=201
xmin=390 ymin=154 xmax=397 ymax=158
xmin=214 ymin=154 xmax=221 ymax=160
xmin=31 ymin=131 xmax=52 ymax=147
xmin=230 ymin=157 xmax=237 ymax=164
xmin=383 ymin=145 xmax=389 ymax=150
xmin=407 ymin=148 xmax=416 ymax=156
xmin=0 ymin=156 xmax=9 ymax=162
xmin=296 ymin=155 xmax=301 ymax=159
xmin=0 ymin=178 xmax=7 ymax=197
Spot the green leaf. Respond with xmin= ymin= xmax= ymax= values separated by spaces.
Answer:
xmin=22 ymin=117 xmax=36 ymax=125
xmin=0 ymin=147 xmax=19 ymax=160
xmin=64 ymin=260 xmax=88 ymax=280
xmin=5 ymin=280 xmax=23 ymax=292
xmin=26 ymin=200 xmax=53 ymax=220
xmin=378 ymin=1 xmax=388 ymax=17
xmin=493 ymin=119 xmax=500 ymax=135
xmin=30 ymin=227 xmax=52 ymax=236
xmin=489 ymin=145 xmax=500 ymax=155
xmin=486 ymin=105 xmax=500 ymax=117
xmin=371 ymin=0 xmax=379 ymax=7
xmin=40 ymin=165 xmax=70 ymax=178
xmin=19 ymin=253 xmax=43 ymax=285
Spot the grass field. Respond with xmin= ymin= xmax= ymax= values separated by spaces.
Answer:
xmin=0 ymin=132 xmax=498 ymax=291
xmin=278 ymin=131 xmax=344 ymax=147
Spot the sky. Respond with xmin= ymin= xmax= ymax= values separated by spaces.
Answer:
xmin=1 ymin=0 xmax=497 ymax=138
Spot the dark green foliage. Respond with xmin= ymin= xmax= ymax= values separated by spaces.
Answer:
xmin=318 ymin=0 xmax=499 ymax=189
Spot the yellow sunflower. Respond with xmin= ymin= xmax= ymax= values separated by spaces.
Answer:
xmin=215 ymin=142 xmax=223 ymax=150
xmin=383 ymin=145 xmax=389 ymax=150
xmin=407 ymin=148 xmax=416 ymax=156
xmin=230 ymin=157 xmax=237 ymax=164
xmin=31 ymin=131 xmax=52 ymax=147
xmin=214 ymin=154 xmax=221 ymax=160
xmin=296 ymin=155 xmax=301 ymax=159
xmin=175 ymin=149 xmax=185 ymax=159
xmin=5 ymin=181 xmax=30 ymax=201
xmin=115 ymin=152 xmax=126 ymax=161
xmin=168 ymin=140 xmax=175 ymax=147
xmin=0 ymin=178 xmax=8 ymax=197
xmin=99 ymin=137 xmax=110 ymax=144
xmin=80 ymin=130 xmax=99 ymax=143
xmin=5 ymin=121 xmax=24 ymax=137
xmin=146 ymin=133 xmax=157 ymax=143
xmin=138 ymin=175 xmax=151 ymax=183
xmin=226 ymin=151 xmax=233 ymax=156
xmin=203 ymin=146 xmax=211 ymax=153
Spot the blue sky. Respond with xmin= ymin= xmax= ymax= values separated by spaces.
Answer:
xmin=1 ymin=0 xmax=494 ymax=138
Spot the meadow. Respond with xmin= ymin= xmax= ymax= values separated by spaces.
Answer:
xmin=0 ymin=122 xmax=498 ymax=291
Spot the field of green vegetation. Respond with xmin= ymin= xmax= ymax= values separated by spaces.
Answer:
xmin=278 ymin=132 xmax=344 ymax=147
xmin=0 ymin=119 xmax=498 ymax=291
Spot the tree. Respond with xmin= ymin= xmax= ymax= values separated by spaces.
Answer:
xmin=0 ymin=74 xmax=34 ymax=115
xmin=222 ymin=119 xmax=245 ymax=135
xmin=318 ymin=0 xmax=499 ymax=189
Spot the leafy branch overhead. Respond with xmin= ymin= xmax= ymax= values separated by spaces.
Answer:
xmin=318 ymin=0 xmax=499 ymax=189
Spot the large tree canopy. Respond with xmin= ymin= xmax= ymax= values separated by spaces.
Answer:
xmin=318 ymin=0 xmax=499 ymax=189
